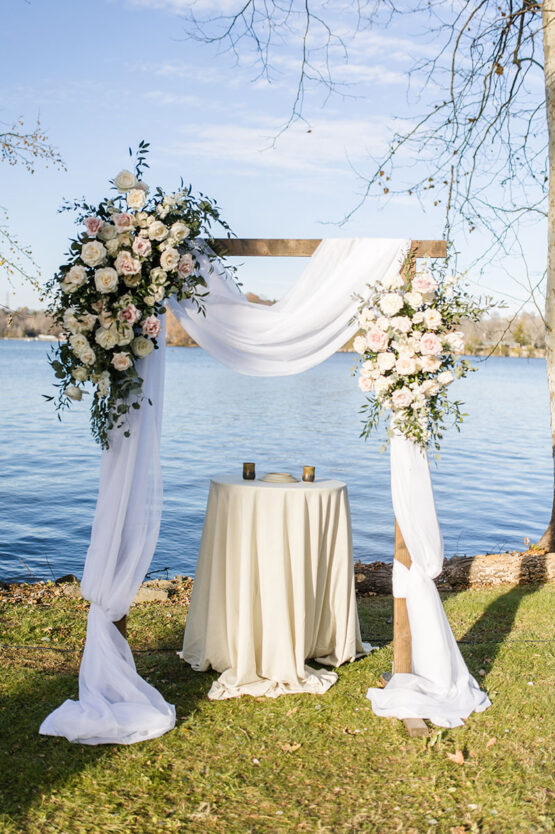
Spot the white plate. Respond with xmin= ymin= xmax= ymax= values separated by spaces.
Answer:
xmin=260 ymin=472 xmax=299 ymax=483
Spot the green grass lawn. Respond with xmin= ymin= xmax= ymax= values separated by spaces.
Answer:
xmin=0 ymin=586 xmax=553 ymax=833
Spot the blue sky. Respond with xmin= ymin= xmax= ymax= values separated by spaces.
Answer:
xmin=1 ymin=0 xmax=547 ymax=311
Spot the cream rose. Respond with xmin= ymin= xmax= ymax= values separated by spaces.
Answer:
xmin=63 ymin=309 xmax=80 ymax=333
xmin=381 ymin=272 xmax=405 ymax=291
xmin=95 ymin=326 xmax=118 ymax=350
xmin=81 ymin=241 xmax=106 ymax=268
xmin=148 ymin=220 xmax=169 ymax=242
xmin=80 ymin=346 xmax=96 ymax=365
xmin=131 ymin=336 xmax=154 ymax=358
xmin=375 ymin=316 xmax=390 ymax=331
xmin=358 ymin=376 xmax=373 ymax=393
xmin=111 ymin=351 xmax=133 ymax=371
xmin=170 ymin=221 xmax=190 ymax=242
xmin=123 ymin=273 xmax=142 ymax=288
xmin=61 ymin=265 xmax=88 ymax=293
xmin=438 ymin=370 xmax=454 ymax=386
xmin=379 ymin=293 xmax=404 ymax=317
xmin=358 ymin=308 xmax=375 ymax=328
xmin=419 ymin=379 xmax=440 ymax=397
xmin=405 ymin=291 xmax=423 ymax=308
xmin=94 ymin=267 xmax=119 ymax=294
xmin=390 ymin=315 xmax=412 ymax=334
xmin=79 ymin=312 xmax=97 ymax=331
xmin=97 ymin=223 xmax=117 ymax=242
xmin=116 ymin=324 xmax=135 ymax=346
xmin=447 ymin=331 xmax=465 ymax=352
xmin=115 ymin=251 xmax=141 ymax=276
xmin=159 ymin=247 xmax=180 ymax=271
xmin=366 ymin=328 xmax=389 ymax=352
xmin=420 ymin=355 xmax=442 ymax=372
xmin=424 ymin=309 xmax=443 ymax=330
xmin=69 ymin=333 xmax=89 ymax=354
xmin=420 ymin=331 xmax=443 ymax=356
xmin=392 ymin=387 xmax=414 ymax=409
xmin=396 ymin=356 xmax=417 ymax=376
xmin=377 ymin=352 xmax=396 ymax=372
xmin=150 ymin=267 xmax=167 ymax=285
xmin=71 ymin=366 xmax=88 ymax=382
xmin=374 ymin=377 xmax=391 ymax=397
xmin=353 ymin=335 xmax=367 ymax=355
xmin=127 ymin=188 xmax=147 ymax=209
xmin=105 ymin=239 xmax=121 ymax=258
xmin=65 ymin=385 xmax=83 ymax=401
xmin=114 ymin=169 xmax=138 ymax=193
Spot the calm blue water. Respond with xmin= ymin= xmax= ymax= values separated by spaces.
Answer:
xmin=0 ymin=340 xmax=551 ymax=583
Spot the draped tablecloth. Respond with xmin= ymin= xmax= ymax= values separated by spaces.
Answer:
xmin=180 ymin=475 xmax=365 ymax=699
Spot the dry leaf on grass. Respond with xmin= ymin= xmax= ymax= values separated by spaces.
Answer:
xmin=447 ymin=749 xmax=465 ymax=765
xmin=486 ymin=737 xmax=497 ymax=748
xmin=279 ymin=742 xmax=301 ymax=753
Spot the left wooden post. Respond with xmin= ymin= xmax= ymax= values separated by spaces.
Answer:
xmin=113 ymin=616 xmax=127 ymax=638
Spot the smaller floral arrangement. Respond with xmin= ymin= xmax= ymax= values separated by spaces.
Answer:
xmin=45 ymin=143 xmax=232 ymax=447
xmin=355 ymin=261 xmax=489 ymax=451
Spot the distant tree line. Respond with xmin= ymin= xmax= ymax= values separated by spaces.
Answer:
xmin=0 ymin=304 xmax=545 ymax=357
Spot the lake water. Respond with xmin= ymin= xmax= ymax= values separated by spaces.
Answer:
xmin=0 ymin=340 xmax=551 ymax=583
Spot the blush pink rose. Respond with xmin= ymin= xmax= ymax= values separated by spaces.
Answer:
xmin=115 ymin=251 xmax=141 ymax=276
xmin=118 ymin=303 xmax=141 ymax=325
xmin=132 ymin=236 xmax=152 ymax=258
xmin=419 ymin=331 xmax=443 ymax=356
xmin=84 ymin=216 xmax=104 ymax=237
xmin=366 ymin=328 xmax=389 ymax=352
xmin=142 ymin=315 xmax=161 ymax=337
xmin=112 ymin=213 xmax=134 ymax=233
xmin=358 ymin=376 xmax=373 ymax=393
xmin=177 ymin=253 xmax=194 ymax=279
xmin=412 ymin=273 xmax=438 ymax=294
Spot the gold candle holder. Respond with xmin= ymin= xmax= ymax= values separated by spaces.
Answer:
xmin=302 ymin=465 xmax=315 ymax=482
xmin=243 ymin=462 xmax=256 ymax=480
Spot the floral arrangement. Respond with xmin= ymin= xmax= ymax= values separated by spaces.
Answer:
xmin=45 ymin=143 xmax=232 ymax=447
xmin=355 ymin=260 xmax=489 ymax=451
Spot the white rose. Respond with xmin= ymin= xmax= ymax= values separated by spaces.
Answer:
xmin=63 ymin=308 xmax=81 ymax=333
xmin=131 ymin=336 xmax=154 ymax=358
xmin=447 ymin=331 xmax=465 ymax=352
xmin=438 ymin=370 xmax=454 ymax=386
xmin=150 ymin=267 xmax=167 ymax=285
xmin=61 ymin=265 xmax=88 ymax=294
xmin=114 ymin=169 xmax=138 ymax=193
xmin=392 ymin=386 xmax=414 ymax=408
xmin=412 ymin=311 xmax=425 ymax=324
xmin=375 ymin=317 xmax=390 ymax=331
xmin=111 ymin=351 xmax=133 ymax=371
xmin=381 ymin=272 xmax=405 ymax=291
xmin=424 ymin=309 xmax=443 ymax=330
xmin=81 ymin=241 xmax=106 ymax=268
xmin=148 ymin=220 xmax=169 ymax=242
xmin=79 ymin=313 xmax=97 ymax=331
xmin=127 ymin=188 xmax=147 ymax=209
xmin=144 ymin=295 xmax=156 ymax=306
xmin=390 ymin=316 xmax=412 ymax=334
xmin=97 ymin=377 xmax=111 ymax=397
xmin=419 ymin=379 xmax=440 ymax=397
xmin=69 ymin=333 xmax=89 ymax=355
xmin=170 ymin=221 xmax=190 ymax=242
xmin=377 ymin=352 xmax=396 ymax=372
xmin=117 ymin=324 xmax=135 ymax=346
xmin=97 ymin=223 xmax=117 ymax=242
xmin=80 ymin=346 xmax=96 ymax=365
xmin=123 ymin=273 xmax=142 ymax=288
xmin=405 ymin=291 xmax=423 ymax=308
xmin=95 ymin=326 xmax=118 ymax=350
xmin=159 ymin=247 xmax=180 ymax=271
xmin=379 ymin=293 xmax=404 ymax=317
xmin=358 ymin=308 xmax=375 ymax=328
xmin=71 ymin=366 xmax=88 ymax=382
xmin=65 ymin=385 xmax=83 ymax=401
xmin=95 ymin=267 xmax=119 ymax=294
xmin=135 ymin=211 xmax=149 ymax=228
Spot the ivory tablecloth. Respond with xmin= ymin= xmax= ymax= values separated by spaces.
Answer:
xmin=180 ymin=475 xmax=365 ymax=699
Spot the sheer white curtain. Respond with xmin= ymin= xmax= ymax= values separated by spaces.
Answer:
xmin=40 ymin=238 xmax=488 ymax=745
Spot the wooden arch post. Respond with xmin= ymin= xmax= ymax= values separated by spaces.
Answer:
xmin=209 ymin=237 xmax=447 ymax=737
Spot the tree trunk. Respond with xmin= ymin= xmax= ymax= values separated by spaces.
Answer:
xmin=540 ymin=5 xmax=555 ymax=551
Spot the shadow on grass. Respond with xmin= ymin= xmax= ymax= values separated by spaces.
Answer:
xmin=458 ymin=551 xmax=548 ymax=676
xmin=0 ymin=640 xmax=213 ymax=827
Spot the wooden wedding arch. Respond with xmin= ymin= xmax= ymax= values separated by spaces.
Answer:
xmin=119 ymin=237 xmax=447 ymax=738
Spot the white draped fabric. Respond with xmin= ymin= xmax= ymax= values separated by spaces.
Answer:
xmin=40 ymin=237 xmax=489 ymax=745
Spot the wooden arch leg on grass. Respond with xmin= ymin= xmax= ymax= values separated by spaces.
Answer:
xmin=380 ymin=521 xmax=429 ymax=738
xmin=113 ymin=616 xmax=127 ymax=638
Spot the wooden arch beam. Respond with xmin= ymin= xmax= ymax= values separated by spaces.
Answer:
xmin=207 ymin=238 xmax=447 ymax=259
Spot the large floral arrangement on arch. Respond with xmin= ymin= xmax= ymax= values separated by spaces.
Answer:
xmin=355 ymin=261 xmax=489 ymax=452
xmin=45 ymin=143 xmax=232 ymax=448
